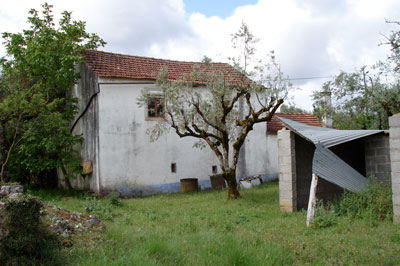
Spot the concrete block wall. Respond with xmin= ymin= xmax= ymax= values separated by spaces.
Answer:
xmin=278 ymin=129 xmax=296 ymax=212
xmin=389 ymin=113 xmax=400 ymax=223
xmin=365 ymin=133 xmax=391 ymax=182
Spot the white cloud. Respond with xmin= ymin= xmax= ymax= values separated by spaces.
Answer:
xmin=1 ymin=0 xmax=400 ymax=110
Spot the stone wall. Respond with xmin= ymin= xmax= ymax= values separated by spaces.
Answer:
xmin=389 ymin=113 xmax=400 ymax=223
xmin=365 ymin=133 xmax=391 ymax=182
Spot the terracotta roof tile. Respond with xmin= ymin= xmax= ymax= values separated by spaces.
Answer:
xmin=84 ymin=50 xmax=247 ymax=85
xmin=267 ymin=113 xmax=322 ymax=133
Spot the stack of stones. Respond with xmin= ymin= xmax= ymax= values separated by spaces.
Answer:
xmin=0 ymin=184 xmax=24 ymax=199
xmin=0 ymin=184 xmax=103 ymax=237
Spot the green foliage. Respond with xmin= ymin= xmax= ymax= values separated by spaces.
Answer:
xmin=384 ymin=20 xmax=400 ymax=73
xmin=332 ymin=179 xmax=393 ymax=222
xmin=107 ymin=191 xmax=122 ymax=206
xmin=313 ymin=21 xmax=400 ymax=130
xmin=35 ymin=182 xmax=400 ymax=265
xmin=310 ymin=201 xmax=337 ymax=229
xmin=313 ymin=67 xmax=400 ymax=129
xmin=0 ymin=194 xmax=62 ymax=265
xmin=0 ymin=3 xmax=105 ymax=184
xmin=84 ymin=195 xmax=120 ymax=221
xmin=279 ymin=103 xmax=309 ymax=114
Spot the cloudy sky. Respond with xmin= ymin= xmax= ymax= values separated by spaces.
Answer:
xmin=1 ymin=0 xmax=399 ymax=110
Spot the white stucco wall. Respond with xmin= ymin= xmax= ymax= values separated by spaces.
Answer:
xmin=96 ymin=78 xmax=279 ymax=196
xmin=239 ymin=129 xmax=278 ymax=178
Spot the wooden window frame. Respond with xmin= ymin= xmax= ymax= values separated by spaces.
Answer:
xmin=146 ymin=95 xmax=165 ymax=121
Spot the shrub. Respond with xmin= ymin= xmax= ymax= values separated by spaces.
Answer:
xmin=311 ymin=200 xmax=337 ymax=229
xmin=108 ymin=192 xmax=122 ymax=206
xmin=0 ymin=194 xmax=61 ymax=265
xmin=84 ymin=196 xmax=115 ymax=221
xmin=332 ymin=179 xmax=393 ymax=222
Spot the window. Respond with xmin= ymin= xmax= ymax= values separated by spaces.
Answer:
xmin=212 ymin=165 xmax=218 ymax=174
xmin=171 ymin=163 xmax=177 ymax=173
xmin=147 ymin=96 xmax=164 ymax=119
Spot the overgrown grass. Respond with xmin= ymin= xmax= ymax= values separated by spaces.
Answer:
xmin=36 ymin=182 xmax=400 ymax=265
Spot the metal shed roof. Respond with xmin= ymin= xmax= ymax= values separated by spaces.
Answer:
xmin=278 ymin=117 xmax=383 ymax=148
xmin=277 ymin=117 xmax=383 ymax=192
xmin=312 ymin=144 xmax=368 ymax=192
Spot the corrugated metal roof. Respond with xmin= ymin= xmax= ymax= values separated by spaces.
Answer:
xmin=312 ymin=144 xmax=368 ymax=192
xmin=278 ymin=117 xmax=383 ymax=148
xmin=277 ymin=117 xmax=382 ymax=192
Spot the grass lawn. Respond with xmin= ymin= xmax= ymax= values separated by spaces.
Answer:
xmin=34 ymin=182 xmax=400 ymax=265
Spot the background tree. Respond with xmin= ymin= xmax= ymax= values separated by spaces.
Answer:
xmin=312 ymin=67 xmax=400 ymax=130
xmin=279 ymin=103 xmax=309 ymax=114
xmin=0 ymin=3 xmax=105 ymax=186
xmin=138 ymin=23 xmax=292 ymax=199
xmin=313 ymin=20 xmax=400 ymax=130
xmin=384 ymin=20 xmax=400 ymax=74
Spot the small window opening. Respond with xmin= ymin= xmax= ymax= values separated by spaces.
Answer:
xmin=148 ymin=96 xmax=164 ymax=118
xmin=212 ymin=165 xmax=218 ymax=174
xmin=171 ymin=163 xmax=177 ymax=173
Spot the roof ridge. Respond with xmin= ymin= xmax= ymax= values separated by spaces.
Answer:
xmin=84 ymin=50 xmax=246 ymax=84
xmin=275 ymin=113 xmax=314 ymax=115
xmin=85 ymin=49 xmax=230 ymax=66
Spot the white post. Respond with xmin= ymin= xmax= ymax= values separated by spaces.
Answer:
xmin=306 ymin=173 xmax=319 ymax=227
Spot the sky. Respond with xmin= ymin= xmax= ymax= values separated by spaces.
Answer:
xmin=1 ymin=0 xmax=399 ymax=110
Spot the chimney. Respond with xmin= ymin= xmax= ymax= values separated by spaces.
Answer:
xmin=322 ymin=91 xmax=333 ymax=128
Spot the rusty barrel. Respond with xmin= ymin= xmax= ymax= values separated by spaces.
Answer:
xmin=210 ymin=174 xmax=226 ymax=190
xmin=180 ymin=178 xmax=199 ymax=193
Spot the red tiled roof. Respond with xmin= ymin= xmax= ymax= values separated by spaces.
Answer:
xmin=267 ymin=113 xmax=322 ymax=133
xmin=84 ymin=50 xmax=247 ymax=85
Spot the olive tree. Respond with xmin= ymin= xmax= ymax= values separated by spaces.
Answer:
xmin=138 ymin=23 xmax=292 ymax=199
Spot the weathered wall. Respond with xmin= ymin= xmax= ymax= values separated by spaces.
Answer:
xmin=59 ymin=64 xmax=99 ymax=192
xmin=94 ymin=78 xmax=277 ymax=196
xmin=239 ymin=131 xmax=278 ymax=181
xmin=389 ymin=113 xmax=400 ymax=223
xmin=365 ymin=133 xmax=391 ymax=182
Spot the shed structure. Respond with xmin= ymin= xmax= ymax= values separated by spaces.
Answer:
xmin=277 ymin=118 xmax=391 ymax=212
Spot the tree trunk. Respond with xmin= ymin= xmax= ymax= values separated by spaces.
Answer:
xmin=223 ymin=170 xmax=240 ymax=199
xmin=0 ymin=126 xmax=19 ymax=183
xmin=60 ymin=164 xmax=72 ymax=190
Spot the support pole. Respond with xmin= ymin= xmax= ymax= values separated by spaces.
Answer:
xmin=306 ymin=173 xmax=319 ymax=227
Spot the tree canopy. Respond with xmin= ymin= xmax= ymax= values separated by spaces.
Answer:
xmin=313 ymin=21 xmax=400 ymax=130
xmin=138 ymin=22 xmax=292 ymax=199
xmin=0 ymin=3 xmax=105 ymax=186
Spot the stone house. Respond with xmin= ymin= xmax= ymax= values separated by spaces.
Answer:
xmin=60 ymin=50 xmax=321 ymax=196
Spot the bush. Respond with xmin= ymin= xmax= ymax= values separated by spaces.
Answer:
xmin=84 ymin=196 xmax=115 ymax=221
xmin=0 ymin=194 xmax=61 ymax=265
xmin=332 ymin=179 xmax=393 ymax=222
xmin=311 ymin=200 xmax=337 ymax=229
xmin=108 ymin=192 xmax=122 ymax=206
